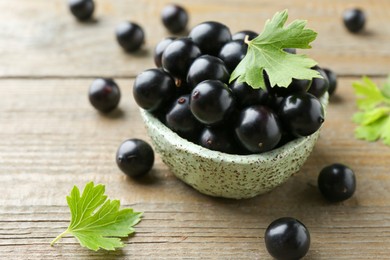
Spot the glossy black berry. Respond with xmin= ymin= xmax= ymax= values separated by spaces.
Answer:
xmin=265 ymin=217 xmax=311 ymax=260
xmin=268 ymin=79 xmax=311 ymax=97
xmin=343 ymin=8 xmax=366 ymax=33
xmin=279 ymin=93 xmax=324 ymax=137
xmin=68 ymin=0 xmax=94 ymax=21
xmin=232 ymin=30 xmax=257 ymax=41
xmin=190 ymin=80 xmax=235 ymax=126
xmin=161 ymin=4 xmax=188 ymax=34
xmin=165 ymin=95 xmax=201 ymax=138
xmin=318 ymin=163 xmax=356 ymax=202
xmin=116 ymin=139 xmax=154 ymax=177
xmin=154 ymin=37 xmax=175 ymax=68
xmin=235 ymin=106 xmax=281 ymax=153
xmin=199 ymin=127 xmax=237 ymax=154
xmin=229 ymin=80 xmax=268 ymax=108
xmin=218 ymin=40 xmax=247 ymax=73
xmin=115 ymin=22 xmax=144 ymax=52
xmin=88 ymin=78 xmax=120 ymax=112
xmin=323 ymin=68 xmax=337 ymax=96
xmin=187 ymin=55 xmax=229 ymax=88
xmin=133 ymin=69 xmax=176 ymax=112
xmin=308 ymin=67 xmax=329 ymax=98
xmin=162 ymin=38 xmax=202 ymax=79
xmin=189 ymin=21 xmax=232 ymax=56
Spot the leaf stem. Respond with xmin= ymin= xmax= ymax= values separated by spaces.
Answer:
xmin=50 ymin=229 xmax=70 ymax=246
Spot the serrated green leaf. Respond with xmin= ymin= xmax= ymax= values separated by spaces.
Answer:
xmin=229 ymin=9 xmax=321 ymax=89
xmin=355 ymin=116 xmax=390 ymax=145
xmin=352 ymin=76 xmax=384 ymax=110
xmin=352 ymin=75 xmax=390 ymax=147
xmin=51 ymin=182 xmax=142 ymax=251
xmin=353 ymin=107 xmax=390 ymax=125
xmin=381 ymin=76 xmax=390 ymax=99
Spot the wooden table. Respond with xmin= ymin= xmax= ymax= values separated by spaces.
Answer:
xmin=1 ymin=0 xmax=390 ymax=259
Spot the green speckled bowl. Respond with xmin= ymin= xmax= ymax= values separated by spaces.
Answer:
xmin=140 ymin=94 xmax=328 ymax=199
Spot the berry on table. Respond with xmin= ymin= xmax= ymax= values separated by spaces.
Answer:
xmin=265 ymin=217 xmax=311 ymax=260
xmin=88 ymin=78 xmax=120 ymax=113
xmin=161 ymin=4 xmax=189 ymax=34
xmin=116 ymin=139 xmax=154 ymax=177
xmin=116 ymin=22 xmax=145 ymax=52
xmin=318 ymin=163 xmax=356 ymax=202
xmin=68 ymin=0 xmax=95 ymax=21
xmin=343 ymin=8 xmax=366 ymax=33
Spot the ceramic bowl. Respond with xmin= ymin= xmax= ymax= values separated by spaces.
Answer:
xmin=140 ymin=93 xmax=328 ymax=199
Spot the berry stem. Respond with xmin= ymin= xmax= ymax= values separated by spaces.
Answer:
xmin=244 ymin=35 xmax=251 ymax=45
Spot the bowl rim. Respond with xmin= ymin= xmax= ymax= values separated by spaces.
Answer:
xmin=140 ymin=92 xmax=328 ymax=164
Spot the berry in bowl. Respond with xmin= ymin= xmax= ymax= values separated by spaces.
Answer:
xmin=135 ymin=10 xmax=329 ymax=199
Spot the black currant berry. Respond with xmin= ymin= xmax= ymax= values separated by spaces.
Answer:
xmin=154 ymin=37 xmax=175 ymax=68
xmin=265 ymin=217 xmax=311 ymax=260
xmin=318 ymin=163 xmax=356 ymax=202
xmin=232 ymin=30 xmax=257 ymax=41
xmin=165 ymin=95 xmax=201 ymax=138
xmin=115 ymin=22 xmax=144 ymax=52
xmin=235 ymin=105 xmax=281 ymax=153
xmin=268 ymin=79 xmax=311 ymax=97
xmin=162 ymin=38 xmax=202 ymax=79
xmin=343 ymin=8 xmax=366 ymax=33
xmin=198 ymin=127 xmax=237 ymax=154
xmin=116 ymin=139 xmax=154 ymax=177
xmin=161 ymin=4 xmax=189 ymax=34
xmin=323 ymin=68 xmax=337 ymax=96
xmin=308 ymin=67 xmax=329 ymax=98
xmin=229 ymin=80 xmax=268 ymax=108
xmin=187 ymin=55 xmax=229 ymax=88
xmin=190 ymin=80 xmax=235 ymax=126
xmin=189 ymin=21 xmax=232 ymax=56
xmin=68 ymin=0 xmax=94 ymax=21
xmin=279 ymin=93 xmax=324 ymax=137
xmin=133 ymin=69 xmax=176 ymax=112
xmin=88 ymin=78 xmax=120 ymax=113
xmin=218 ymin=40 xmax=247 ymax=73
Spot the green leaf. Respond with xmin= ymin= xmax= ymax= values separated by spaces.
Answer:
xmin=51 ymin=182 xmax=142 ymax=251
xmin=352 ymin=76 xmax=385 ymax=110
xmin=381 ymin=76 xmax=390 ymax=99
xmin=352 ymin=76 xmax=390 ymax=146
xmin=229 ymin=9 xmax=321 ymax=89
xmin=355 ymin=116 xmax=390 ymax=145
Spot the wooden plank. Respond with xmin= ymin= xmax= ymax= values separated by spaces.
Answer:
xmin=0 ymin=0 xmax=389 ymax=78
xmin=0 ymin=77 xmax=390 ymax=259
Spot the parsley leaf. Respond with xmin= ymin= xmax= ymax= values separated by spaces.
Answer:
xmin=50 ymin=182 xmax=142 ymax=251
xmin=229 ymin=9 xmax=321 ymax=89
xmin=352 ymin=76 xmax=390 ymax=146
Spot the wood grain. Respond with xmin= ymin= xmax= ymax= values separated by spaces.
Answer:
xmin=1 ymin=0 xmax=390 ymax=258
xmin=0 ymin=0 xmax=389 ymax=78
xmin=1 ymin=78 xmax=390 ymax=259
